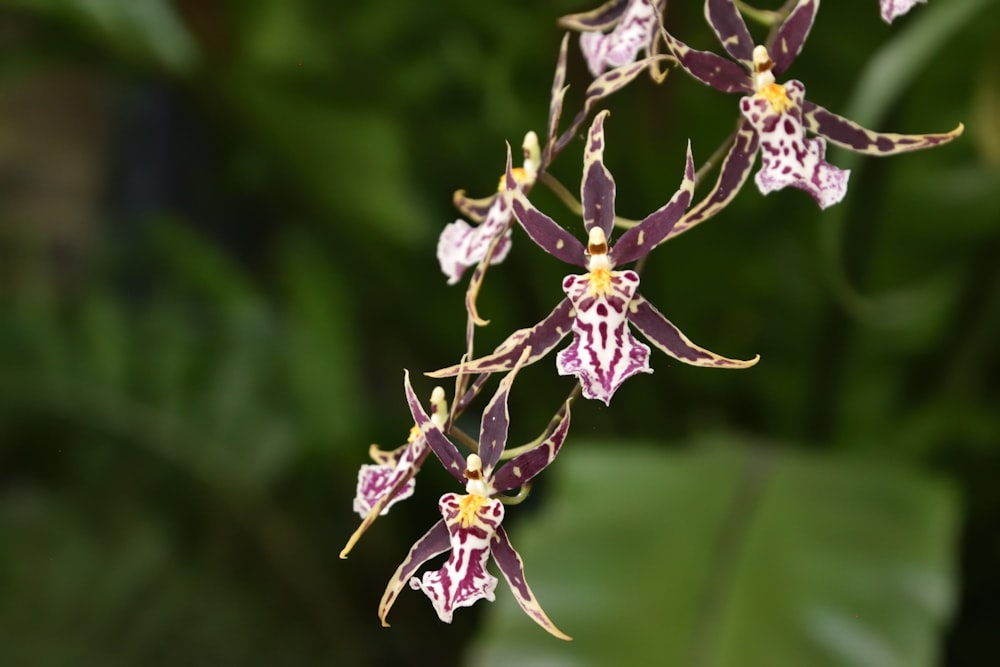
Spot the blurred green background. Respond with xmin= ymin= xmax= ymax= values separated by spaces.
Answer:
xmin=0 ymin=0 xmax=996 ymax=665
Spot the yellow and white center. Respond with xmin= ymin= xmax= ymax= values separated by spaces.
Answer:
xmin=585 ymin=227 xmax=615 ymax=297
xmin=759 ymin=82 xmax=792 ymax=113
xmin=457 ymin=493 xmax=487 ymax=528
xmin=407 ymin=424 xmax=422 ymax=443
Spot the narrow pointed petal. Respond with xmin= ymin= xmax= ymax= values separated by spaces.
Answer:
xmin=403 ymin=370 xmax=467 ymax=483
xmin=770 ymin=0 xmax=819 ymax=76
xmin=627 ymin=295 xmax=759 ymax=368
xmin=510 ymin=192 xmax=587 ymax=267
xmin=427 ymin=300 xmax=575 ymax=377
xmin=555 ymin=55 xmax=672 ymax=156
xmin=579 ymin=0 xmax=660 ymax=77
xmin=557 ymin=270 xmax=651 ymax=405
xmin=378 ymin=519 xmax=450 ymax=627
xmin=410 ymin=493 xmax=504 ymax=623
xmin=669 ymin=119 xmax=758 ymax=240
xmin=478 ymin=351 xmax=529 ymax=473
xmin=493 ymin=401 xmax=572 ymax=493
xmin=661 ymin=28 xmax=753 ymax=94
xmin=491 ymin=527 xmax=572 ymax=640
xmin=581 ymin=111 xmax=617 ymax=237
xmin=705 ymin=0 xmax=754 ymax=66
xmin=543 ymin=35 xmax=571 ymax=167
xmin=741 ymin=81 xmax=849 ymax=209
xmin=803 ymin=101 xmax=964 ymax=156
xmin=452 ymin=190 xmax=496 ymax=223
xmin=881 ymin=0 xmax=927 ymax=23
xmin=558 ymin=0 xmax=629 ymax=30
xmin=612 ymin=142 xmax=694 ymax=265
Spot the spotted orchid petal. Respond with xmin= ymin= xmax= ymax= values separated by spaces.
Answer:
xmin=437 ymin=215 xmax=513 ymax=286
xmin=705 ymin=0 xmax=754 ymax=66
xmin=478 ymin=347 xmax=532 ymax=473
xmin=558 ymin=0 xmax=630 ymax=31
xmin=508 ymin=180 xmax=586 ymax=268
xmin=578 ymin=0 xmax=661 ymax=77
xmin=427 ymin=299 xmax=575 ymax=378
xmin=627 ymin=294 xmax=759 ymax=368
xmin=740 ymin=80 xmax=849 ymax=209
xmin=770 ymin=0 xmax=819 ymax=76
xmin=803 ymin=101 xmax=964 ymax=156
xmin=660 ymin=27 xmax=753 ymax=94
xmin=582 ymin=110 xmax=617 ymax=238
xmin=557 ymin=269 xmax=651 ymax=405
xmin=409 ymin=492 xmax=505 ymax=623
xmin=612 ymin=141 xmax=694 ymax=265
xmin=352 ymin=441 xmax=424 ymax=518
xmin=881 ymin=0 xmax=927 ymax=23
xmin=378 ymin=519 xmax=450 ymax=627
xmin=492 ymin=400 xmax=571 ymax=494
xmin=491 ymin=526 xmax=572 ymax=640
xmin=668 ymin=118 xmax=758 ymax=240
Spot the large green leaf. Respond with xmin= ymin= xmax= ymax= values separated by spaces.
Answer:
xmin=468 ymin=438 xmax=958 ymax=667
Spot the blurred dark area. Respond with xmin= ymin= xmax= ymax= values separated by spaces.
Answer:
xmin=0 ymin=0 xmax=996 ymax=665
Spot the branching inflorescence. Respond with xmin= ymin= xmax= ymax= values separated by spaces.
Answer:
xmin=341 ymin=0 xmax=958 ymax=640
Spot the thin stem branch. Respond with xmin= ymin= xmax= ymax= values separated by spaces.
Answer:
xmin=735 ymin=1 xmax=782 ymax=27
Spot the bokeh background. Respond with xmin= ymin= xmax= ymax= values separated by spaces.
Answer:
xmin=0 ymin=0 xmax=997 ymax=665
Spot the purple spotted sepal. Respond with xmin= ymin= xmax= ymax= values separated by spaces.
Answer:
xmin=881 ymin=0 xmax=926 ymax=23
xmin=340 ymin=388 xmax=449 ymax=559
xmin=379 ymin=356 xmax=572 ymax=639
xmin=559 ymin=0 xmax=666 ymax=77
xmin=740 ymin=80 xmax=848 ymax=209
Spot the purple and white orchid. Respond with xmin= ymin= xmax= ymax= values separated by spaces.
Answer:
xmin=437 ymin=132 xmax=540 ymax=286
xmin=881 ymin=0 xmax=926 ymax=23
xmin=341 ymin=387 xmax=449 ymax=559
xmin=378 ymin=359 xmax=572 ymax=639
xmin=559 ymin=0 xmax=667 ymax=77
xmin=660 ymin=0 xmax=961 ymax=212
xmin=428 ymin=112 xmax=758 ymax=405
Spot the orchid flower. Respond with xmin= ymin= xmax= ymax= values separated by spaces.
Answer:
xmin=437 ymin=132 xmax=540 ymax=286
xmin=340 ymin=387 xmax=449 ymax=558
xmin=559 ymin=0 xmax=667 ymax=77
xmin=881 ymin=0 xmax=926 ymax=23
xmin=659 ymin=0 xmax=961 ymax=215
xmin=428 ymin=112 xmax=758 ymax=405
xmin=378 ymin=359 xmax=572 ymax=639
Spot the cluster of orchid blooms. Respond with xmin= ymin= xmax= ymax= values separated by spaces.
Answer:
xmin=341 ymin=0 xmax=959 ymax=640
